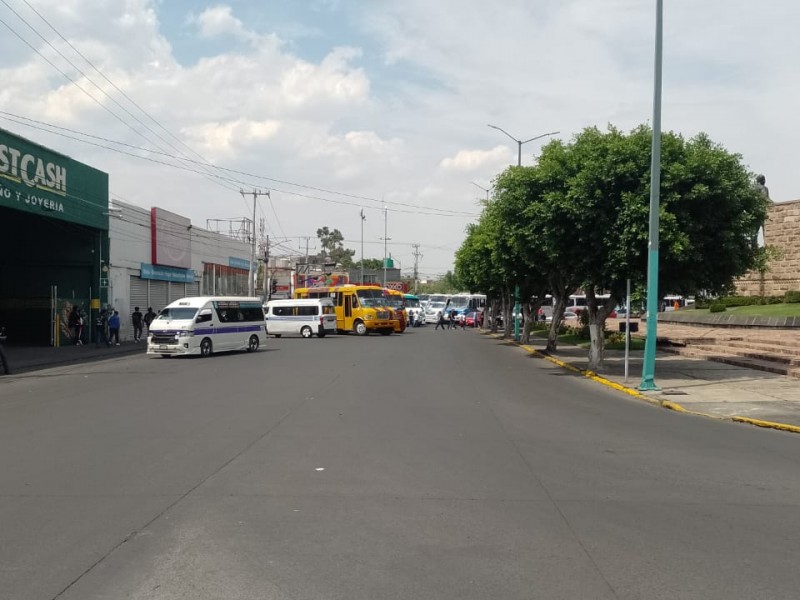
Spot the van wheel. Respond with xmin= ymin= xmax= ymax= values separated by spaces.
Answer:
xmin=354 ymin=320 xmax=367 ymax=336
xmin=301 ymin=326 xmax=313 ymax=338
xmin=200 ymin=338 xmax=213 ymax=357
xmin=247 ymin=335 xmax=259 ymax=352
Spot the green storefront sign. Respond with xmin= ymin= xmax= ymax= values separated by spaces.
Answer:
xmin=0 ymin=127 xmax=108 ymax=229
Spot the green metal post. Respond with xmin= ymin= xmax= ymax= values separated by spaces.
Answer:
xmin=640 ymin=0 xmax=664 ymax=392
xmin=514 ymin=284 xmax=520 ymax=342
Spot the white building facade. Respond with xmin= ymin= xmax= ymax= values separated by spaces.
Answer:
xmin=108 ymin=201 xmax=254 ymax=341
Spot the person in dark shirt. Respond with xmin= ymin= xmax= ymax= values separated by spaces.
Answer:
xmin=131 ymin=307 xmax=144 ymax=342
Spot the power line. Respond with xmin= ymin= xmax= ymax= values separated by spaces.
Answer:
xmin=0 ymin=111 xmax=480 ymax=218
xmin=0 ymin=6 xmax=238 ymax=196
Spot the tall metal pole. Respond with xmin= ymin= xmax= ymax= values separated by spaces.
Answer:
xmin=360 ymin=209 xmax=366 ymax=285
xmin=640 ymin=0 xmax=664 ymax=392
xmin=412 ymin=243 xmax=422 ymax=295
xmin=241 ymin=189 xmax=270 ymax=297
xmin=624 ymin=278 xmax=631 ymax=383
xmin=383 ymin=206 xmax=388 ymax=288
xmin=487 ymin=125 xmax=559 ymax=166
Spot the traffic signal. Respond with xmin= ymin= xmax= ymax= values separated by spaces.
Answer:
xmin=271 ymin=278 xmax=278 ymax=295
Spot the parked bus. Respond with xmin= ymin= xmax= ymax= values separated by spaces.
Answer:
xmin=294 ymin=285 xmax=394 ymax=336
xmin=443 ymin=293 xmax=487 ymax=321
xmin=404 ymin=293 xmax=424 ymax=327
xmin=147 ymin=296 xmax=266 ymax=358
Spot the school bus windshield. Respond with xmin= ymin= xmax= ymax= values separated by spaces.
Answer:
xmin=356 ymin=289 xmax=386 ymax=307
xmin=383 ymin=295 xmax=404 ymax=309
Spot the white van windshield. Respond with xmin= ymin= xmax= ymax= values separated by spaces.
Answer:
xmin=157 ymin=307 xmax=197 ymax=320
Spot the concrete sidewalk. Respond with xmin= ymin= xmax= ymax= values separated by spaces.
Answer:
xmin=492 ymin=332 xmax=800 ymax=431
xmin=0 ymin=340 xmax=145 ymax=375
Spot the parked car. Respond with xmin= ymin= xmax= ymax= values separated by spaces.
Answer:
xmin=545 ymin=310 xmax=578 ymax=322
xmin=464 ymin=310 xmax=483 ymax=327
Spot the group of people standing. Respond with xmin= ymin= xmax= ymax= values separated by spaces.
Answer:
xmin=68 ymin=305 xmax=157 ymax=347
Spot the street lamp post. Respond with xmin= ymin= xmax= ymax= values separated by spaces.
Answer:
xmin=360 ymin=209 xmax=366 ymax=285
xmin=487 ymin=125 xmax=559 ymax=167
xmin=487 ymin=125 xmax=558 ymax=341
xmin=382 ymin=206 xmax=389 ymax=288
xmin=471 ymin=182 xmax=490 ymax=202
xmin=640 ymin=0 xmax=664 ymax=392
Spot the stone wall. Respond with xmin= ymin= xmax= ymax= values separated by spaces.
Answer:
xmin=736 ymin=199 xmax=800 ymax=296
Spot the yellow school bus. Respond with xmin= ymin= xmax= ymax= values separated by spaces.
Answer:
xmin=294 ymin=285 xmax=394 ymax=336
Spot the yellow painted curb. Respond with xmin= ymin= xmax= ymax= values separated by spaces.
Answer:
xmin=486 ymin=335 xmax=800 ymax=434
xmin=660 ymin=400 xmax=688 ymax=413
xmin=731 ymin=416 xmax=800 ymax=434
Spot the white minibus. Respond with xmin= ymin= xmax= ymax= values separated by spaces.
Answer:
xmin=146 ymin=296 xmax=266 ymax=358
xmin=265 ymin=298 xmax=336 ymax=338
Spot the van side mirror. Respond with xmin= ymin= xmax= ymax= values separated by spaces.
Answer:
xmin=196 ymin=309 xmax=212 ymax=323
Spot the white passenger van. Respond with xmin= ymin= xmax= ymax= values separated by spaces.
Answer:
xmin=265 ymin=298 xmax=336 ymax=338
xmin=146 ymin=296 xmax=266 ymax=358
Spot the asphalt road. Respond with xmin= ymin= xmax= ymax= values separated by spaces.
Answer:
xmin=2 ymin=326 xmax=800 ymax=599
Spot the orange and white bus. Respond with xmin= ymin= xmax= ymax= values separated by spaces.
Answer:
xmin=294 ymin=285 xmax=394 ymax=336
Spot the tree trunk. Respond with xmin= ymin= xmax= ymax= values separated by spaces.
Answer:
xmin=546 ymin=293 xmax=569 ymax=353
xmin=585 ymin=290 xmax=618 ymax=372
xmin=488 ymin=298 xmax=499 ymax=333
xmin=520 ymin=303 xmax=532 ymax=344
xmin=501 ymin=290 xmax=512 ymax=340
xmin=586 ymin=319 xmax=605 ymax=372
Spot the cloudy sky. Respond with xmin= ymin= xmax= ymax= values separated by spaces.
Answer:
xmin=1 ymin=0 xmax=798 ymax=279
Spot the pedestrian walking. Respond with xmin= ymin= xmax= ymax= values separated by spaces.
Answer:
xmin=448 ymin=309 xmax=457 ymax=330
xmin=68 ymin=305 xmax=84 ymax=345
xmin=435 ymin=311 xmax=446 ymax=331
xmin=95 ymin=308 xmax=110 ymax=347
xmin=144 ymin=307 xmax=157 ymax=332
xmin=131 ymin=306 xmax=144 ymax=342
xmin=108 ymin=310 xmax=121 ymax=345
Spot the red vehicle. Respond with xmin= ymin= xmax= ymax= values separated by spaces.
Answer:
xmin=464 ymin=310 xmax=483 ymax=327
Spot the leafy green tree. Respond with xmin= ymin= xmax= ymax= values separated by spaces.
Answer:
xmin=353 ymin=258 xmax=384 ymax=270
xmin=534 ymin=126 xmax=768 ymax=369
xmin=316 ymin=226 xmax=355 ymax=267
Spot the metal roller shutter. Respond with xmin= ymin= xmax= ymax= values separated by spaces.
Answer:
xmin=127 ymin=276 xmax=150 ymax=341
xmin=149 ymin=281 xmax=169 ymax=314
xmin=130 ymin=276 xmax=149 ymax=311
xmin=186 ymin=281 xmax=200 ymax=298
xmin=168 ymin=282 xmax=185 ymax=303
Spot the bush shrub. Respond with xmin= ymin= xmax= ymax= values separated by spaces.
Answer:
xmin=709 ymin=303 xmax=727 ymax=313
xmin=696 ymin=295 xmax=784 ymax=309
xmin=785 ymin=291 xmax=800 ymax=304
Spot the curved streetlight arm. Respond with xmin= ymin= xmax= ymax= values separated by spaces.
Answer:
xmin=487 ymin=124 xmax=519 ymax=144
xmin=521 ymin=131 xmax=559 ymax=145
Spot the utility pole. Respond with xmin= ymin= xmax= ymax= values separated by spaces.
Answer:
xmin=240 ymin=189 xmax=270 ymax=296
xmin=299 ymin=236 xmax=313 ymax=288
xmin=412 ymin=243 xmax=422 ymax=295
xmin=264 ymin=235 xmax=271 ymax=302
xmin=360 ymin=209 xmax=366 ymax=285
xmin=382 ymin=206 xmax=389 ymax=288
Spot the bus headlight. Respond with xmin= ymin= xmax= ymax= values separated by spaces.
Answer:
xmin=365 ymin=313 xmax=375 ymax=320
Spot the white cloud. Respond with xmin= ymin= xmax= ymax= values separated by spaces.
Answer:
xmin=1 ymin=0 xmax=798 ymax=277
xmin=192 ymin=5 xmax=258 ymax=43
xmin=439 ymin=146 xmax=512 ymax=172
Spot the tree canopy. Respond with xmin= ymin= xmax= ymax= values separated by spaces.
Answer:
xmin=316 ymin=226 xmax=355 ymax=267
xmin=455 ymin=125 xmax=769 ymax=368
